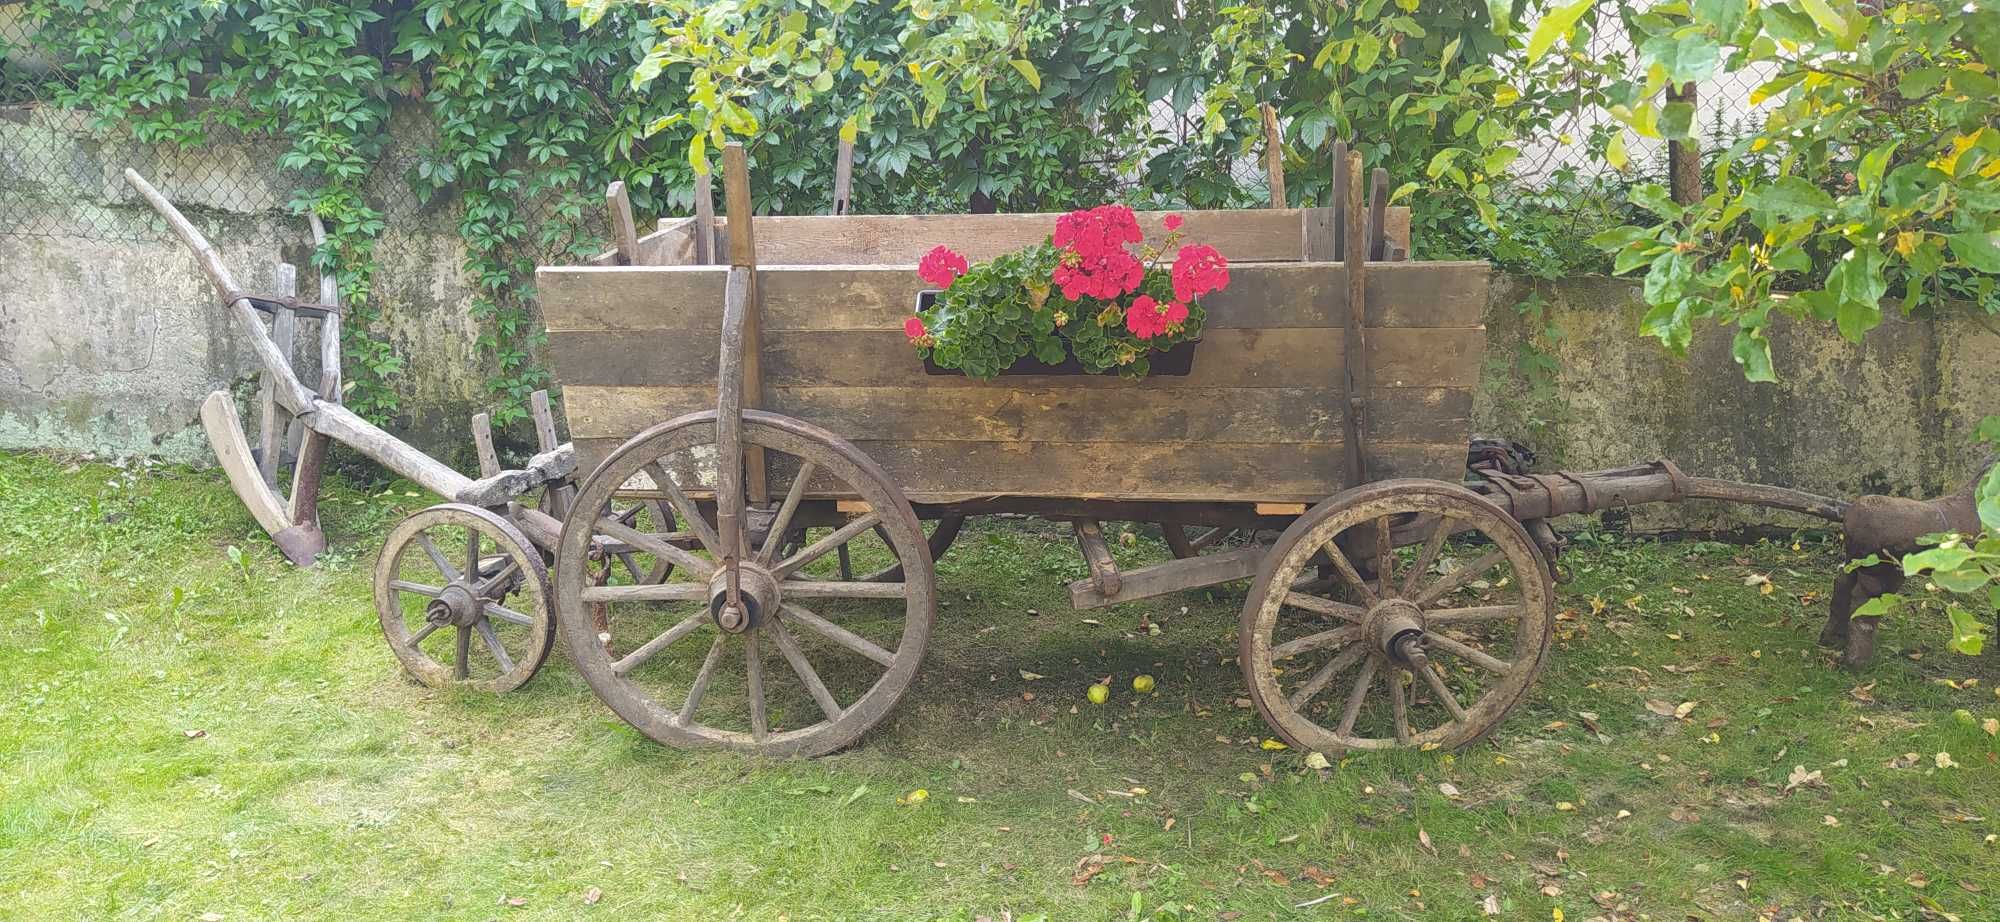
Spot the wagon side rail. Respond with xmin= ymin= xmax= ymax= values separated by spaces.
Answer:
xmin=125 ymin=170 xmax=576 ymax=541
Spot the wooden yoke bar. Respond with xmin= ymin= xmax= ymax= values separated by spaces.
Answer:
xmin=722 ymin=142 xmax=770 ymax=504
xmin=1340 ymin=150 xmax=1371 ymax=488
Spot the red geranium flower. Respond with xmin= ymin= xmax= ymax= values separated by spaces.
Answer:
xmin=1052 ymin=205 xmax=1146 ymax=301
xmin=1163 ymin=299 xmax=1189 ymax=327
xmin=904 ymin=316 xmax=929 ymax=342
xmin=1170 ymin=244 xmax=1229 ymax=303
xmin=917 ymin=245 xmax=969 ymax=288
xmin=1163 ymin=213 xmax=1184 ymax=232
xmin=1125 ymin=295 xmax=1167 ymax=340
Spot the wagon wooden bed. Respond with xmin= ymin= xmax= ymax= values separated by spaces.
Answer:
xmin=135 ymin=140 xmax=1855 ymax=760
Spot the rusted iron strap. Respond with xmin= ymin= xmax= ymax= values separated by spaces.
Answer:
xmin=223 ymin=288 xmax=342 ymax=320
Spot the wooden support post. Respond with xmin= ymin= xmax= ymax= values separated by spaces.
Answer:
xmin=1330 ymin=139 xmax=1349 ymax=258
xmin=722 ymin=143 xmax=769 ymax=504
xmin=1366 ymin=167 xmax=1390 ymax=262
xmin=1340 ymin=150 xmax=1371 ymax=489
xmin=607 ymin=180 xmax=642 ymax=265
xmin=1666 ymin=82 xmax=1703 ymax=204
xmin=307 ymin=212 xmax=342 ymax=404
xmin=1260 ymin=103 xmax=1286 ymax=208
xmin=693 ymin=171 xmax=717 ymax=265
xmin=1072 ymin=520 xmax=1122 ymax=598
xmin=257 ymin=262 xmax=298 ymax=487
xmin=529 ymin=389 xmax=568 ymax=517
xmin=832 ymin=138 xmax=855 ymax=216
xmin=471 ymin=411 xmax=501 ymax=479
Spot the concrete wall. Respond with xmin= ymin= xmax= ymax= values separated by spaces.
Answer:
xmin=3 ymin=105 xmax=1995 ymax=531
xmin=0 ymin=104 xmax=492 ymax=464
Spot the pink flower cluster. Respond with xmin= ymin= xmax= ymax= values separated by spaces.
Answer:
xmin=917 ymin=245 xmax=968 ymax=288
xmin=1170 ymin=243 xmax=1229 ymax=303
xmin=1124 ymin=294 xmax=1190 ymax=340
xmin=1051 ymin=205 xmax=1146 ymax=301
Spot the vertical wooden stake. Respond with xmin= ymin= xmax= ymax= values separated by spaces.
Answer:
xmin=607 ymin=180 xmax=641 ymax=265
xmin=722 ymin=143 xmax=769 ymax=504
xmin=693 ymin=171 xmax=717 ymax=265
xmin=1666 ymin=82 xmax=1703 ymax=204
xmin=1330 ymin=139 xmax=1349 ymax=257
xmin=307 ymin=212 xmax=342 ymax=405
xmin=1366 ymin=167 xmax=1389 ymax=262
xmin=471 ymin=411 xmax=501 ymax=479
xmin=258 ymin=262 xmax=299 ymax=487
xmin=1340 ymin=151 xmax=1371 ymax=489
xmin=832 ymin=137 xmax=855 ymax=216
xmin=1260 ymin=103 xmax=1287 ymax=208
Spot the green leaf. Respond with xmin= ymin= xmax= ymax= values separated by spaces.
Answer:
xmin=1660 ymin=101 xmax=1695 ymax=140
xmin=1934 ymin=567 xmax=1995 ymax=594
xmin=1852 ymin=593 xmax=1903 ymax=618
xmin=1797 ymin=0 xmax=1848 ymax=40
xmin=1526 ymin=0 xmax=1596 ymax=65
xmin=1748 ymin=176 xmax=1835 ymax=219
xmin=1605 ymin=130 xmax=1629 ymax=170
xmin=1856 ymin=141 xmax=1899 ymax=198
xmin=688 ymin=132 xmax=708 ymax=175
xmin=1947 ymin=231 xmax=2000 ymax=273
xmin=1009 ymin=59 xmax=1040 ymax=91
xmin=1353 ymin=34 xmax=1382 ymax=72
xmin=1904 ymin=546 xmax=1976 ymax=577
xmin=1731 ymin=328 xmax=1776 ymax=382
xmin=1945 ymin=605 xmax=1988 ymax=656
xmin=1627 ymin=184 xmax=1681 ymax=220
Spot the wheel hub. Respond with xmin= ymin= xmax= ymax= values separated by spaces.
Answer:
xmin=428 ymin=583 xmax=485 ymax=627
xmin=708 ymin=563 xmax=781 ymax=634
xmin=1364 ymin=598 xmax=1427 ymax=664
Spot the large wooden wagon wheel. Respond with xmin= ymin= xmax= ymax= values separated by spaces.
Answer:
xmin=553 ymin=410 xmax=936 ymax=757
xmin=374 ymin=503 xmax=555 ymax=693
xmin=1240 ymin=479 xmax=1554 ymax=753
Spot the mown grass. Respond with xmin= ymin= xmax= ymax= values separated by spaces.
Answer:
xmin=2 ymin=450 xmax=1997 ymax=921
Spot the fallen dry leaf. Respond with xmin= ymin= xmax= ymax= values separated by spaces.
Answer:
xmin=1438 ymin=782 xmax=1461 ymax=797
xmin=1417 ymin=828 xmax=1438 ymax=856
xmin=1674 ymin=700 xmax=1698 ymax=719
xmin=1481 ymin=893 xmax=1501 ymax=916
xmin=1070 ymin=854 xmax=1140 ymax=886
xmin=583 ymin=887 xmax=603 ymax=905
xmin=1300 ymin=865 xmax=1335 ymax=887
xmin=1936 ymin=752 xmax=1960 ymax=769
xmin=1784 ymin=765 xmax=1825 ymax=793
xmin=1644 ymin=700 xmax=1677 ymax=718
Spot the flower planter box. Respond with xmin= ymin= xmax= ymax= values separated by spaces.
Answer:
xmin=913 ymin=289 xmax=1199 ymax=377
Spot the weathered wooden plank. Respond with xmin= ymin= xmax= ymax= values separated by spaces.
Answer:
xmin=201 ymin=390 xmax=293 ymax=537
xmin=549 ymin=327 xmax=1483 ymax=391
xmin=606 ymin=180 xmax=641 ymax=265
xmin=538 ymin=261 xmax=1485 ymax=334
xmin=1261 ymin=103 xmax=1286 ymax=208
xmin=1071 ymin=544 xmax=1265 ymax=609
xmin=561 ymin=384 xmax=1471 ymax=445
xmin=706 ymin=208 xmax=1311 ymax=265
xmin=574 ymin=438 xmax=1464 ymax=504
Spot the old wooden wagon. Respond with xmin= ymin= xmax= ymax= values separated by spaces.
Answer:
xmin=527 ymin=144 xmax=1559 ymax=758
xmin=137 ymin=139 xmax=1854 ymax=760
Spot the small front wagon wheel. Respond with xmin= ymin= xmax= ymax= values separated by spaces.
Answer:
xmin=1240 ymin=479 xmax=1554 ymax=754
xmin=554 ymin=410 xmax=936 ymax=758
xmin=374 ymin=503 xmax=554 ymax=693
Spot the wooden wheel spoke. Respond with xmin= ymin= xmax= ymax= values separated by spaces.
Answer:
xmin=746 ymin=633 xmax=768 ymax=742
xmin=781 ymin=579 xmax=907 ymax=600
xmin=1415 ymin=661 xmax=1467 ymax=723
xmin=476 ymin=560 xmax=521 ymax=596
xmin=757 ymin=460 xmax=817 ymax=564
xmin=581 ymin=583 xmax=710 ymax=604
xmin=417 ymin=534 xmax=462 ymax=583
xmin=1287 ymin=644 xmax=1367 ymax=711
xmin=775 ymin=512 xmax=882 ymax=580
xmin=453 ymin=626 xmax=471 ymax=680
xmin=1424 ymin=634 xmax=1512 ymax=675
xmin=613 ymin=613 xmax=709 ymax=677
xmin=678 ymin=634 xmax=728 ymax=726
xmin=1336 ymin=656 xmax=1379 ymax=737
xmin=1389 ymin=668 xmax=1411 ymax=743
xmin=1282 ymin=591 xmax=1365 ymax=622
xmin=411 ymin=621 xmax=441 ymax=644
xmin=1318 ymin=540 xmax=1378 ymax=605
xmin=1272 ymin=625 xmax=1360 ymax=660
xmin=389 ymin=580 xmax=443 ymax=598
xmin=648 ymin=462 xmax=723 ymax=557
xmin=1400 ymin=516 xmax=1453 ymax=598
xmin=474 ymin=618 xmax=515 ymax=674
xmin=1425 ymin=605 xmax=1520 ymax=625
xmin=781 ymin=603 xmax=894 ymax=667
xmin=597 ymin=517 xmax=716 ymax=579
xmin=767 ymin=614 xmax=843 ymax=722
xmin=1410 ymin=548 xmax=1505 ymax=607
xmin=1373 ymin=515 xmax=1394 ymax=596
xmin=616 ymin=551 xmax=646 ymax=583
xmin=483 ymin=602 xmax=535 ymax=627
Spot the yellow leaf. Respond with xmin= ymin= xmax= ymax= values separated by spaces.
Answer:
xmin=1897 ymin=231 xmax=1921 ymax=256
xmin=1494 ymin=84 xmax=1521 ymax=107
xmin=1525 ymin=0 xmax=1596 ymax=65
xmin=1261 ymin=738 xmax=1289 ymax=751
xmin=1606 ymin=131 xmax=1629 ymax=171
xmin=688 ymin=133 xmax=708 ymax=175
xmin=1009 ymin=59 xmax=1041 ymax=91
xmin=839 ymin=115 xmax=858 ymax=144
xmin=1798 ymin=0 xmax=1848 ymax=38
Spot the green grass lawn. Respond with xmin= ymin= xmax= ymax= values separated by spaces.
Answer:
xmin=2 ymin=450 xmax=1997 ymax=921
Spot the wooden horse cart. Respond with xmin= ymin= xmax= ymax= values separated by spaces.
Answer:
xmin=133 ymin=137 xmax=1850 ymax=759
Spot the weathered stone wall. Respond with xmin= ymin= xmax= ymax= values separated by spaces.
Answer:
xmin=3 ymin=104 xmax=1995 ymax=532
xmin=1476 ymin=276 xmax=1999 ymax=531
xmin=0 ymin=104 xmax=491 ymax=464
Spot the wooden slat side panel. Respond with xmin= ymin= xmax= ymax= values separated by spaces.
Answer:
xmin=547 ymin=327 xmax=1483 ymax=391
xmin=716 ymin=209 xmax=1308 ymax=265
xmin=563 ymin=384 xmax=1471 ymax=446
xmin=538 ymin=262 xmax=1490 ymax=333
xmin=573 ymin=437 xmax=1464 ymax=504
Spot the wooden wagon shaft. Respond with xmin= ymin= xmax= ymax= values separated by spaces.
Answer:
xmin=126 ymin=169 xmax=574 ymax=513
xmin=1470 ymin=460 xmax=1848 ymax=523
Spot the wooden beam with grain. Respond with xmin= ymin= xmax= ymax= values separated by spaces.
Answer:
xmin=606 ymin=180 xmax=641 ymax=265
xmin=1260 ymin=103 xmax=1286 ymax=208
xmin=721 ymin=143 xmax=769 ymax=504
xmin=1340 ymin=150 xmax=1371 ymax=488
